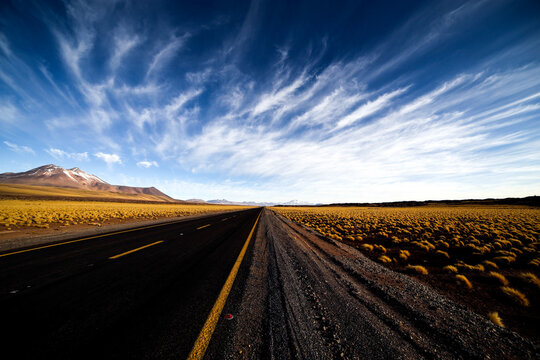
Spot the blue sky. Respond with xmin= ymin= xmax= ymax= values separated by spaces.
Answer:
xmin=1 ymin=0 xmax=539 ymax=202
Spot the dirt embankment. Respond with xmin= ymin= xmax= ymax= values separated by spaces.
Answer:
xmin=225 ymin=209 xmax=538 ymax=359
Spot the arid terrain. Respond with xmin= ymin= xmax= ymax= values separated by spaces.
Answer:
xmin=272 ymin=205 xmax=540 ymax=342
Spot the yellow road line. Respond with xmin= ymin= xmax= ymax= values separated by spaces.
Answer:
xmin=108 ymin=240 xmax=164 ymax=260
xmin=0 ymin=217 xmax=211 ymax=258
xmin=187 ymin=210 xmax=261 ymax=360
xmin=197 ymin=224 xmax=211 ymax=230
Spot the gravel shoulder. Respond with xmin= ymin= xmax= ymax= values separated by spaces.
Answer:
xmin=227 ymin=208 xmax=538 ymax=359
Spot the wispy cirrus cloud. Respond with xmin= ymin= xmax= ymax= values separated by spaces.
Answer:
xmin=4 ymin=141 xmax=35 ymax=155
xmin=146 ymin=34 xmax=190 ymax=78
xmin=46 ymin=148 xmax=89 ymax=161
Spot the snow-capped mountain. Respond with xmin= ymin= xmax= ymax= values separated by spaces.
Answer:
xmin=0 ymin=164 xmax=173 ymax=199
xmin=0 ymin=164 xmax=105 ymax=188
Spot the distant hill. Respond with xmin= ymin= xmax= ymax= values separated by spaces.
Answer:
xmin=0 ymin=164 xmax=176 ymax=202
xmin=185 ymin=199 xmax=207 ymax=203
xmin=207 ymin=199 xmax=317 ymax=206
xmin=322 ymin=196 xmax=540 ymax=208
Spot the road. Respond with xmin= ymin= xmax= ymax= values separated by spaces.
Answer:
xmin=0 ymin=207 xmax=261 ymax=359
xmin=1 ymin=208 xmax=537 ymax=359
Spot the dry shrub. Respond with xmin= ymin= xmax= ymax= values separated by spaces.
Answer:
xmin=529 ymin=258 xmax=540 ymax=267
xmin=520 ymin=272 xmax=540 ymax=289
xmin=443 ymin=265 xmax=458 ymax=273
xmin=399 ymin=249 xmax=410 ymax=261
xmin=487 ymin=271 xmax=509 ymax=286
xmin=458 ymin=263 xmax=485 ymax=272
xmin=482 ymin=260 xmax=499 ymax=269
xmin=361 ymin=244 xmax=374 ymax=251
xmin=488 ymin=312 xmax=504 ymax=327
xmin=456 ymin=274 xmax=473 ymax=289
xmin=500 ymin=286 xmax=530 ymax=307
xmin=406 ymin=265 xmax=428 ymax=275
xmin=492 ymin=256 xmax=516 ymax=265
xmin=435 ymin=250 xmax=450 ymax=259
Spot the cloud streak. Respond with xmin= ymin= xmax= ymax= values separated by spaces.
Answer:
xmin=4 ymin=141 xmax=35 ymax=155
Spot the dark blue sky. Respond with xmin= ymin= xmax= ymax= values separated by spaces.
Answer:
xmin=1 ymin=0 xmax=539 ymax=202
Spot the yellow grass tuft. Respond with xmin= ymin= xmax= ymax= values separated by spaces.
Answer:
xmin=457 ymin=263 xmax=485 ymax=272
xmin=500 ymin=286 xmax=530 ymax=307
xmin=529 ymin=258 xmax=540 ymax=267
xmin=361 ymin=244 xmax=374 ymax=251
xmin=488 ymin=271 xmax=509 ymax=286
xmin=399 ymin=249 xmax=410 ymax=261
xmin=455 ymin=274 xmax=473 ymax=289
xmin=378 ymin=255 xmax=392 ymax=263
xmin=492 ymin=256 xmax=516 ymax=265
xmin=482 ymin=260 xmax=499 ymax=269
xmin=406 ymin=265 xmax=428 ymax=275
xmin=520 ymin=272 xmax=540 ymax=289
xmin=443 ymin=265 xmax=458 ymax=273
xmin=435 ymin=250 xmax=450 ymax=259
xmin=488 ymin=312 xmax=504 ymax=327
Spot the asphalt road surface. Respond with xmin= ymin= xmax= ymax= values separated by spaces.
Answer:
xmin=0 ymin=207 xmax=261 ymax=359
xmin=1 ymin=208 xmax=537 ymax=359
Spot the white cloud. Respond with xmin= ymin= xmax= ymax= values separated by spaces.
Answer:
xmin=46 ymin=148 xmax=89 ymax=161
xmin=146 ymin=34 xmax=190 ymax=78
xmin=4 ymin=141 xmax=35 ymax=154
xmin=137 ymin=160 xmax=158 ymax=168
xmin=95 ymin=152 xmax=122 ymax=165
xmin=164 ymin=89 xmax=203 ymax=116
xmin=252 ymin=73 xmax=308 ymax=116
xmin=111 ymin=32 xmax=140 ymax=70
xmin=0 ymin=32 xmax=12 ymax=57
xmin=398 ymin=75 xmax=467 ymax=115
xmin=335 ymin=87 xmax=408 ymax=129
xmin=0 ymin=101 xmax=20 ymax=123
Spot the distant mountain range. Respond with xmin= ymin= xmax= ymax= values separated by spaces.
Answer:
xmin=207 ymin=199 xmax=318 ymax=206
xmin=0 ymin=165 xmax=317 ymax=206
xmin=0 ymin=164 xmax=174 ymax=200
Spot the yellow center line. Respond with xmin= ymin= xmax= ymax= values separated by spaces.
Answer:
xmin=197 ymin=224 xmax=211 ymax=230
xmin=187 ymin=210 xmax=262 ymax=360
xmin=108 ymin=240 xmax=164 ymax=260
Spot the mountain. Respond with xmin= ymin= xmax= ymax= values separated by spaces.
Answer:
xmin=207 ymin=199 xmax=317 ymax=206
xmin=0 ymin=164 xmax=174 ymax=201
xmin=185 ymin=199 xmax=207 ymax=203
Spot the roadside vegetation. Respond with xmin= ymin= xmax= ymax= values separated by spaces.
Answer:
xmin=0 ymin=199 xmax=244 ymax=229
xmin=272 ymin=205 xmax=540 ymax=338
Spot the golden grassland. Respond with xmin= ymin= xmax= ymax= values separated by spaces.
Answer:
xmin=0 ymin=199 xmax=246 ymax=229
xmin=0 ymin=183 xmax=172 ymax=202
xmin=272 ymin=206 xmax=540 ymax=333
